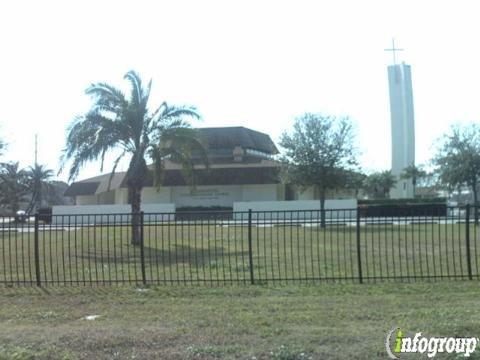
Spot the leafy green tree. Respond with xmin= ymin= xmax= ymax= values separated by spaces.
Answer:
xmin=45 ymin=181 xmax=73 ymax=206
xmin=25 ymin=164 xmax=54 ymax=213
xmin=61 ymin=70 xmax=208 ymax=244
xmin=0 ymin=162 xmax=28 ymax=213
xmin=280 ymin=113 xmax=358 ymax=227
xmin=400 ymin=164 xmax=427 ymax=198
xmin=434 ymin=123 xmax=480 ymax=224
xmin=363 ymin=171 xmax=397 ymax=199
xmin=344 ymin=170 xmax=367 ymax=199
xmin=413 ymin=170 xmax=440 ymax=198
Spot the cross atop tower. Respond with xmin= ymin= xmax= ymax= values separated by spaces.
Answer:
xmin=384 ymin=38 xmax=403 ymax=66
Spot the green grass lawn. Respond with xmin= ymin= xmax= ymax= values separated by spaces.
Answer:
xmin=1 ymin=223 xmax=480 ymax=284
xmin=0 ymin=283 xmax=479 ymax=359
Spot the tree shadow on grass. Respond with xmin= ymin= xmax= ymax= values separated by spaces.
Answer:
xmin=144 ymin=245 xmax=249 ymax=267
xmin=76 ymin=244 xmax=249 ymax=268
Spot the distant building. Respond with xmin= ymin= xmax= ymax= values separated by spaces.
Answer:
xmin=65 ymin=127 xmax=289 ymax=208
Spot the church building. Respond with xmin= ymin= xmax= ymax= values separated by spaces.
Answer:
xmin=64 ymin=127 xmax=291 ymax=208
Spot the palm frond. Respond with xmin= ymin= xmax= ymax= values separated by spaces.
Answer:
xmin=151 ymin=104 xmax=200 ymax=131
xmin=161 ymin=127 xmax=209 ymax=167
xmin=107 ymin=150 xmax=127 ymax=191
xmin=149 ymin=127 xmax=209 ymax=188
xmin=60 ymin=112 xmax=129 ymax=181
xmin=155 ymin=145 xmax=196 ymax=188
xmin=149 ymin=102 xmax=167 ymax=123
xmin=142 ymin=79 xmax=152 ymax=108
xmin=148 ymin=145 xmax=166 ymax=190
xmin=124 ymin=70 xmax=143 ymax=109
xmin=85 ymin=82 xmax=128 ymax=111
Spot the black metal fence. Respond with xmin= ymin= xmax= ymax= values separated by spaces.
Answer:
xmin=1 ymin=205 xmax=479 ymax=286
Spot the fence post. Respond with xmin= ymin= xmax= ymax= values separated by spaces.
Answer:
xmin=466 ymin=204 xmax=473 ymax=280
xmin=247 ymin=209 xmax=254 ymax=285
xmin=356 ymin=207 xmax=363 ymax=284
xmin=139 ymin=211 xmax=147 ymax=286
xmin=34 ymin=213 xmax=41 ymax=287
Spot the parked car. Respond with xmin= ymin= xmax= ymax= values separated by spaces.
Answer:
xmin=14 ymin=210 xmax=28 ymax=223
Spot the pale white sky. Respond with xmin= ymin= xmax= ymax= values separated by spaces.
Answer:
xmin=1 ymin=0 xmax=480 ymax=182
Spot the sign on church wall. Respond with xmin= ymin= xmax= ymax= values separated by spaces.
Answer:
xmin=171 ymin=186 xmax=243 ymax=207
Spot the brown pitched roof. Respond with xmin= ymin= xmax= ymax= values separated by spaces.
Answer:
xmin=65 ymin=166 xmax=281 ymax=197
xmin=64 ymin=181 xmax=100 ymax=196
xmin=95 ymin=172 xmax=127 ymax=193
xmin=64 ymin=126 xmax=280 ymax=197
xmin=198 ymin=127 xmax=278 ymax=154
xmin=159 ymin=167 xmax=280 ymax=187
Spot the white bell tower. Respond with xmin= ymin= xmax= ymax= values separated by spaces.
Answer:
xmin=385 ymin=39 xmax=415 ymax=198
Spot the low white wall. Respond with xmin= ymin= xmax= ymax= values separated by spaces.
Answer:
xmin=52 ymin=203 xmax=175 ymax=224
xmin=233 ymin=199 xmax=357 ymax=220
xmin=296 ymin=188 xmax=315 ymax=201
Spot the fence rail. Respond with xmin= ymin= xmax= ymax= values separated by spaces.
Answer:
xmin=0 ymin=205 xmax=479 ymax=286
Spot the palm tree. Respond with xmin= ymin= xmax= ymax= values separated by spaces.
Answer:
xmin=400 ymin=163 xmax=426 ymax=198
xmin=363 ymin=171 xmax=397 ymax=199
xmin=345 ymin=170 xmax=367 ymax=199
xmin=25 ymin=164 xmax=54 ymax=213
xmin=60 ymin=70 xmax=208 ymax=245
xmin=378 ymin=171 xmax=397 ymax=198
xmin=0 ymin=162 xmax=28 ymax=213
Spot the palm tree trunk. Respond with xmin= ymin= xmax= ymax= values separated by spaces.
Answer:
xmin=126 ymin=155 xmax=148 ymax=246
xmin=319 ymin=187 xmax=326 ymax=228
xmin=473 ymin=186 xmax=479 ymax=226
xmin=36 ymin=184 xmax=42 ymax=211
xmin=12 ymin=201 xmax=19 ymax=214
xmin=130 ymin=186 xmax=142 ymax=245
